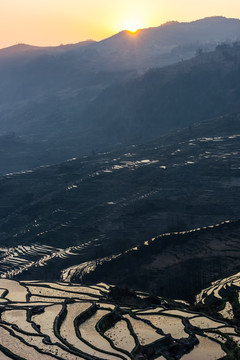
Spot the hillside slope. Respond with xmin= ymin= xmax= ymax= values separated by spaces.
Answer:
xmin=0 ymin=113 xmax=239 ymax=290
xmin=1 ymin=18 xmax=240 ymax=173
xmin=82 ymin=220 xmax=240 ymax=302
xmin=84 ymin=43 xmax=240 ymax=145
xmin=89 ymin=16 xmax=240 ymax=70
xmin=1 ymin=45 xmax=240 ymax=174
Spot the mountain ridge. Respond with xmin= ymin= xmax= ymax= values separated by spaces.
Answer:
xmin=1 ymin=17 xmax=240 ymax=174
xmin=0 ymin=40 xmax=96 ymax=58
xmin=2 ymin=16 xmax=238 ymax=54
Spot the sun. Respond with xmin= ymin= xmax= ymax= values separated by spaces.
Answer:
xmin=123 ymin=20 xmax=141 ymax=33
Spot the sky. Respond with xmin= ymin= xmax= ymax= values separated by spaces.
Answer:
xmin=1 ymin=0 xmax=240 ymax=49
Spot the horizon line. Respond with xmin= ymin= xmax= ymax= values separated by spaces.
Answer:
xmin=0 ymin=15 xmax=239 ymax=51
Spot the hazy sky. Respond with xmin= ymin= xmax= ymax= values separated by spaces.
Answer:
xmin=1 ymin=0 xmax=240 ymax=48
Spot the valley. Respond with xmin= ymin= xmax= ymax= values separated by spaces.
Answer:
xmin=0 ymin=14 xmax=240 ymax=359
xmin=0 ymin=114 xmax=239 ymax=303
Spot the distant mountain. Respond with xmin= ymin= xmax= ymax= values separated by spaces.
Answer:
xmin=1 ymin=17 xmax=240 ymax=173
xmin=1 ymin=44 xmax=240 ymax=174
xmin=86 ymin=16 xmax=240 ymax=71
xmin=2 ymin=16 xmax=240 ymax=69
xmin=1 ymin=16 xmax=239 ymax=106
xmin=84 ymin=43 xmax=240 ymax=145
xmin=2 ymin=16 xmax=235 ymax=105
xmin=0 ymin=41 xmax=95 ymax=60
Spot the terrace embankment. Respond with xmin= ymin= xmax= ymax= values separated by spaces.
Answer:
xmin=0 ymin=278 xmax=240 ymax=359
xmin=81 ymin=219 xmax=240 ymax=302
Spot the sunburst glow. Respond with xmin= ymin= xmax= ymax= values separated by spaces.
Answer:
xmin=123 ymin=20 xmax=141 ymax=32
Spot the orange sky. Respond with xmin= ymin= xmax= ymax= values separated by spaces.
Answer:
xmin=1 ymin=0 xmax=240 ymax=48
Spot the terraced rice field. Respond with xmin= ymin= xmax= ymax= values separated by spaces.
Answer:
xmin=0 ymin=279 xmax=239 ymax=359
xmin=197 ymin=271 xmax=240 ymax=304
